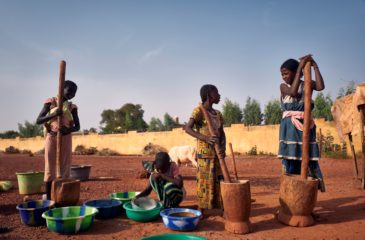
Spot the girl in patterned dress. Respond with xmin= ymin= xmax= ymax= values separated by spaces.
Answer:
xmin=278 ymin=56 xmax=326 ymax=192
xmin=137 ymin=152 xmax=184 ymax=208
xmin=185 ymin=84 xmax=226 ymax=216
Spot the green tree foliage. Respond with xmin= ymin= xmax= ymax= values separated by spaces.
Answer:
xmin=100 ymin=103 xmax=148 ymax=134
xmin=222 ymin=98 xmax=243 ymax=127
xmin=148 ymin=117 xmax=164 ymax=132
xmin=163 ymin=113 xmax=176 ymax=131
xmin=263 ymin=99 xmax=282 ymax=125
xmin=147 ymin=113 xmax=177 ymax=132
xmin=18 ymin=121 xmax=43 ymax=138
xmin=242 ymin=97 xmax=263 ymax=126
xmin=100 ymin=109 xmax=119 ymax=134
xmin=0 ymin=130 xmax=19 ymax=139
xmin=82 ymin=127 xmax=98 ymax=135
xmin=89 ymin=127 xmax=98 ymax=133
xmin=313 ymin=93 xmax=333 ymax=121
xmin=337 ymin=80 xmax=356 ymax=99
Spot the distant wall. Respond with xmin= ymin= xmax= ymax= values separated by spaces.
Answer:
xmin=0 ymin=119 xmax=361 ymax=156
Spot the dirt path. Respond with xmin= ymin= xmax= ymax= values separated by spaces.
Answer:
xmin=1 ymin=154 xmax=364 ymax=240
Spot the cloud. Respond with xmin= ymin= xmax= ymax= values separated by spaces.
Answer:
xmin=139 ymin=46 xmax=164 ymax=64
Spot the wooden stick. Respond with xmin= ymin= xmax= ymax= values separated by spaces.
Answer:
xmin=56 ymin=60 xmax=66 ymax=178
xmin=229 ymin=143 xmax=239 ymax=181
xmin=301 ymin=61 xmax=312 ymax=180
xmin=348 ymin=133 xmax=358 ymax=178
xmin=359 ymin=105 xmax=365 ymax=189
xmin=318 ymin=128 xmax=322 ymax=157
xmin=199 ymin=104 xmax=231 ymax=183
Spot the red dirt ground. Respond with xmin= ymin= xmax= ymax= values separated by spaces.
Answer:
xmin=1 ymin=153 xmax=364 ymax=240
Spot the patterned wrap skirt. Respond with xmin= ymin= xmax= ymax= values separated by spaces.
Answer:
xmin=196 ymin=156 xmax=224 ymax=209
xmin=149 ymin=175 xmax=183 ymax=208
xmin=278 ymin=102 xmax=325 ymax=192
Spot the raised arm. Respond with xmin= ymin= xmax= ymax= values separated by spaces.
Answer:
xmin=311 ymin=60 xmax=325 ymax=91
xmin=280 ymin=55 xmax=312 ymax=97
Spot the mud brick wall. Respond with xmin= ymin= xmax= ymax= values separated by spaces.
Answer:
xmin=0 ymin=119 xmax=361 ymax=156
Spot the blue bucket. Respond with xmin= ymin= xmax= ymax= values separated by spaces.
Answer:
xmin=16 ymin=200 xmax=55 ymax=226
xmin=83 ymin=199 xmax=122 ymax=219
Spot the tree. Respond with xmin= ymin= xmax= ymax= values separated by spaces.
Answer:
xmin=120 ymin=103 xmax=148 ymax=132
xmin=0 ymin=130 xmax=19 ymax=139
xmin=89 ymin=127 xmax=98 ymax=133
xmin=148 ymin=117 xmax=164 ymax=132
xmin=100 ymin=109 xmax=119 ymax=134
xmin=263 ymin=99 xmax=282 ymax=125
xmin=163 ymin=113 xmax=176 ymax=131
xmin=100 ymin=103 xmax=148 ymax=134
xmin=82 ymin=127 xmax=98 ymax=135
xmin=242 ymin=97 xmax=263 ymax=126
xmin=222 ymin=98 xmax=243 ymax=127
xmin=313 ymin=93 xmax=333 ymax=121
xmin=18 ymin=121 xmax=43 ymax=138
xmin=337 ymin=80 xmax=356 ymax=99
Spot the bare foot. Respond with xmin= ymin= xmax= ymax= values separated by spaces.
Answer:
xmin=198 ymin=208 xmax=205 ymax=219
xmin=274 ymin=209 xmax=280 ymax=219
xmin=0 ymin=227 xmax=9 ymax=234
xmin=23 ymin=195 xmax=34 ymax=202
xmin=311 ymin=212 xmax=320 ymax=220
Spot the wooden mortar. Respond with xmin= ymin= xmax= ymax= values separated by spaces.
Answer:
xmin=221 ymin=180 xmax=252 ymax=234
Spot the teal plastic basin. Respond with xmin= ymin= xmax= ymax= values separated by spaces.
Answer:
xmin=141 ymin=234 xmax=208 ymax=240
xmin=123 ymin=201 xmax=162 ymax=222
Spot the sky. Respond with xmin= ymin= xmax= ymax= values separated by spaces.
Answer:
xmin=0 ymin=0 xmax=364 ymax=132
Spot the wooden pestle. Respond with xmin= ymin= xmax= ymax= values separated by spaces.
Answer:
xmin=56 ymin=60 xmax=66 ymax=178
xmin=229 ymin=143 xmax=239 ymax=181
xmin=51 ymin=60 xmax=81 ymax=206
xmin=300 ymin=61 xmax=312 ymax=180
xmin=199 ymin=104 xmax=232 ymax=183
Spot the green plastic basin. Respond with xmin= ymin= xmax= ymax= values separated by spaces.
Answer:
xmin=42 ymin=206 xmax=98 ymax=234
xmin=123 ymin=201 xmax=162 ymax=222
xmin=141 ymin=233 xmax=208 ymax=240
xmin=109 ymin=191 xmax=140 ymax=204
xmin=16 ymin=171 xmax=44 ymax=194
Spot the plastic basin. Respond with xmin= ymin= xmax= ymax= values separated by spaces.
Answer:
xmin=109 ymin=191 xmax=141 ymax=204
xmin=141 ymin=234 xmax=207 ymax=240
xmin=70 ymin=165 xmax=92 ymax=181
xmin=16 ymin=171 xmax=44 ymax=194
xmin=160 ymin=208 xmax=202 ymax=231
xmin=83 ymin=199 xmax=122 ymax=219
xmin=42 ymin=206 xmax=98 ymax=234
xmin=16 ymin=200 xmax=55 ymax=226
xmin=0 ymin=180 xmax=12 ymax=191
xmin=123 ymin=201 xmax=162 ymax=222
